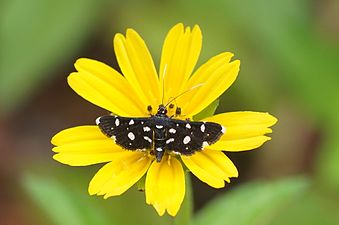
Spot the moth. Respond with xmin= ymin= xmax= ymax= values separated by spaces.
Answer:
xmin=96 ymin=104 xmax=225 ymax=162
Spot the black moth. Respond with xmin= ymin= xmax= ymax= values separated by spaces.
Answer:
xmin=96 ymin=104 xmax=225 ymax=162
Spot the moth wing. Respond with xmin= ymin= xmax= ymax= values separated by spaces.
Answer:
xmin=96 ymin=115 xmax=153 ymax=150
xmin=165 ymin=119 xmax=224 ymax=155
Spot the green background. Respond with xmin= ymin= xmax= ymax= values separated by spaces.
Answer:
xmin=1 ymin=0 xmax=339 ymax=224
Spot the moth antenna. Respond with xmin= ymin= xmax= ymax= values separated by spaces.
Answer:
xmin=165 ymin=83 xmax=205 ymax=108
xmin=161 ymin=64 xmax=168 ymax=105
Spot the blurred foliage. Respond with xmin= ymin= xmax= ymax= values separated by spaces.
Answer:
xmin=195 ymin=177 xmax=310 ymax=225
xmin=0 ymin=0 xmax=104 ymax=115
xmin=195 ymin=177 xmax=339 ymax=225
xmin=23 ymin=167 xmax=173 ymax=225
xmin=23 ymin=174 xmax=114 ymax=225
xmin=2 ymin=0 xmax=339 ymax=224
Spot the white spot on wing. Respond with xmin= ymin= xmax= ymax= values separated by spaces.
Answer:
xmin=143 ymin=126 xmax=151 ymax=132
xmin=202 ymin=141 xmax=209 ymax=148
xmin=115 ymin=118 xmax=120 ymax=126
xmin=95 ymin=117 xmax=101 ymax=125
xmin=186 ymin=123 xmax=191 ymax=129
xmin=221 ymin=126 xmax=226 ymax=134
xmin=156 ymin=125 xmax=163 ymax=129
xmin=111 ymin=136 xmax=116 ymax=141
xmin=128 ymin=132 xmax=135 ymax=140
xmin=169 ymin=128 xmax=176 ymax=134
xmin=166 ymin=138 xmax=174 ymax=144
xmin=183 ymin=136 xmax=191 ymax=144
xmin=200 ymin=124 xmax=205 ymax=132
xmin=156 ymin=147 xmax=163 ymax=152
xmin=143 ymin=136 xmax=152 ymax=143
xmin=129 ymin=119 xmax=134 ymax=125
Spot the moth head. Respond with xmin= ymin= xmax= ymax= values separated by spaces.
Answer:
xmin=157 ymin=104 xmax=168 ymax=115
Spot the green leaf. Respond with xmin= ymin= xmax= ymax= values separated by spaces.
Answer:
xmin=22 ymin=173 xmax=115 ymax=225
xmin=0 ymin=0 xmax=103 ymax=115
xmin=194 ymin=177 xmax=310 ymax=225
xmin=193 ymin=99 xmax=219 ymax=121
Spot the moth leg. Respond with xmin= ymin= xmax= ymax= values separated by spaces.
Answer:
xmin=175 ymin=107 xmax=182 ymax=117
xmin=168 ymin=104 xmax=175 ymax=118
xmin=147 ymin=105 xmax=153 ymax=115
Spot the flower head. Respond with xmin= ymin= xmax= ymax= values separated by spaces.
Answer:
xmin=51 ymin=23 xmax=277 ymax=216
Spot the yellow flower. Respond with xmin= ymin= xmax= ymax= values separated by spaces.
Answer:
xmin=51 ymin=23 xmax=277 ymax=216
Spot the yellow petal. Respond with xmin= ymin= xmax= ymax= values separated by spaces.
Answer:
xmin=73 ymin=58 xmax=145 ymax=114
xmin=205 ymin=111 xmax=277 ymax=151
xmin=145 ymin=155 xmax=185 ymax=216
xmin=181 ymin=149 xmax=238 ymax=188
xmin=218 ymin=125 xmax=272 ymax=140
xmin=114 ymin=29 xmax=160 ymax=110
xmin=179 ymin=53 xmax=240 ymax=117
xmin=210 ymin=136 xmax=272 ymax=151
xmin=159 ymin=23 xmax=202 ymax=104
xmin=206 ymin=111 xmax=277 ymax=127
xmin=51 ymin=126 xmax=106 ymax=146
xmin=51 ymin=126 xmax=123 ymax=166
xmin=53 ymin=151 xmax=118 ymax=166
xmin=68 ymin=70 xmax=143 ymax=117
xmin=88 ymin=151 xmax=151 ymax=197
xmin=52 ymin=139 xmax=120 ymax=153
